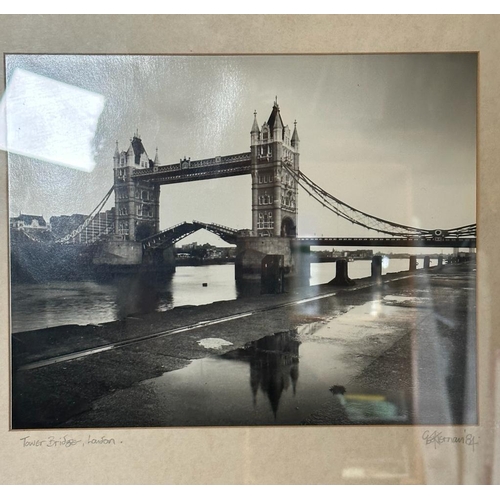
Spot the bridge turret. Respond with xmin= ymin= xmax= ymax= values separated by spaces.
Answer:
xmin=113 ymin=141 xmax=120 ymax=167
xmin=250 ymin=100 xmax=298 ymax=238
xmin=113 ymin=132 xmax=160 ymax=241
xmin=268 ymin=98 xmax=284 ymax=141
xmin=126 ymin=140 xmax=135 ymax=167
xmin=291 ymin=120 xmax=299 ymax=151
xmin=251 ymin=110 xmax=260 ymax=146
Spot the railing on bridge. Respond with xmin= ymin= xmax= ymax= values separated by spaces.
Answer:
xmin=192 ymin=220 xmax=239 ymax=245
xmin=141 ymin=220 xmax=240 ymax=250
xmin=131 ymin=152 xmax=251 ymax=184
xmin=296 ymin=236 xmax=476 ymax=248
xmin=141 ymin=222 xmax=200 ymax=250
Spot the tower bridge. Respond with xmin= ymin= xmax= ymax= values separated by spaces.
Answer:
xmin=112 ymin=100 xmax=299 ymax=243
xmin=42 ymin=99 xmax=475 ymax=283
xmin=102 ymin=99 xmax=306 ymax=281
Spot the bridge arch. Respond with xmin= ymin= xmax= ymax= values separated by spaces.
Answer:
xmin=281 ymin=216 xmax=296 ymax=237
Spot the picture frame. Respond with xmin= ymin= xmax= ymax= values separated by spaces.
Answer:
xmin=0 ymin=14 xmax=497 ymax=485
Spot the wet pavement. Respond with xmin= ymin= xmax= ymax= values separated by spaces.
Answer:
xmin=12 ymin=263 xmax=476 ymax=429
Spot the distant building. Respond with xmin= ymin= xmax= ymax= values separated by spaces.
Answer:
xmin=10 ymin=213 xmax=49 ymax=230
xmin=344 ymin=249 xmax=373 ymax=259
xmin=179 ymin=242 xmax=198 ymax=252
xmin=176 ymin=242 xmax=236 ymax=261
xmin=49 ymin=214 xmax=87 ymax=239
xmin=50 ymin=209 xmax=115 ymax=244
xmin=204 ymin=248 xmax=218 ymax=259
xmin=10 ymin=214 xmax=53 ymax=243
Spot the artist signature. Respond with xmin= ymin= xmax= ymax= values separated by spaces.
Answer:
xmin=421 ymin=430 xmax=479 ymax=452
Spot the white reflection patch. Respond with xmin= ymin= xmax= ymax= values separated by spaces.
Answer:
xmin=370 ymin=299 xmax=382 ymax=317
xmin=197 ymin=338 xmax=234 ymax=350
xmin=0 ymin=68 xmax=105 ymax=172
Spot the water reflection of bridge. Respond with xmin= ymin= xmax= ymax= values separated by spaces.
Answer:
xmin=223 ymin=331 xmax=300 ymax=418
xmin=222 ymin=327 xmax=412 ymax=424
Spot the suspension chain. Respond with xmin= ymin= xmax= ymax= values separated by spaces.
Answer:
xmin=282 ymin=165 xmax=476 ymax=238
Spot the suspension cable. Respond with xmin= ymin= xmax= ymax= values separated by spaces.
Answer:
xmin=55 ymin=186 xmax=115 ymax=244
xmin=282 ymin=164 xmax=476 ymax=238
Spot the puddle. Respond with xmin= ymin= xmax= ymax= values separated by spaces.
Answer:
xmin=118 ymin=299 xmax=414 ymax=426
xmin=383 ymin=295 xmax=431 ymax=308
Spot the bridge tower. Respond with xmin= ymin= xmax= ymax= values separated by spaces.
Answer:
xmin=250 ymin=99 xmax=300 ymax=237
xmin=113 ymin=132 xmax=161 ymax=241
xmin=237 ymin=100 xmax=309 ymax=285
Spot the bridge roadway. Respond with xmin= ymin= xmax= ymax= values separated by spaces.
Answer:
xmin=140 ymin=220 xmax=476 ymax=250
xmin=296 ymin=237 xmax=477 ymax=248
xmin=11 ymin=261 xmax=476 ymax=428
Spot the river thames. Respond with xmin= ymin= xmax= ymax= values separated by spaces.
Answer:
xmin=11 ymin=258 xmax=437 ymax=333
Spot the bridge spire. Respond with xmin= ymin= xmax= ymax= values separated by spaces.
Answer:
xmin=291 ymin=120 xmax=300 ymax=148
xmin=251 ymin=110 xmax=260 ymax=135
xmin=114 ymin=140 xmax=119 ymax=158
xmin=154 ymin=147 xmax=160 ymax=166
xmin=267 ymin=99 xmax=283 ymax=137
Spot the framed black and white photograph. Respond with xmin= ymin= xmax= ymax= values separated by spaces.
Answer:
xmin=0 ymin=15 xmax=497 ymax=486
xmin=6 ymin=52 xmax=477 ymax=430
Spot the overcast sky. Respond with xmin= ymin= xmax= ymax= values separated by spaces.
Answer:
xmin=6 ymin=54 xmax=476 ymax=246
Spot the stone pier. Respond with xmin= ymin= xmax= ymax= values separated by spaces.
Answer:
xmin=409 ymin=255 xmax=417 ymax=271
xmin=371 ymin=255 xmax=383 ymax=280
xmin=235 ymin=236 xmax=311 ymax=286
xmin=328 ymin=259 xmax=355 ymax=286
xmin=93 ymin=238 xmax=143 ymax=266
xmin=92 ymin=237 xmax=175 ymax=276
